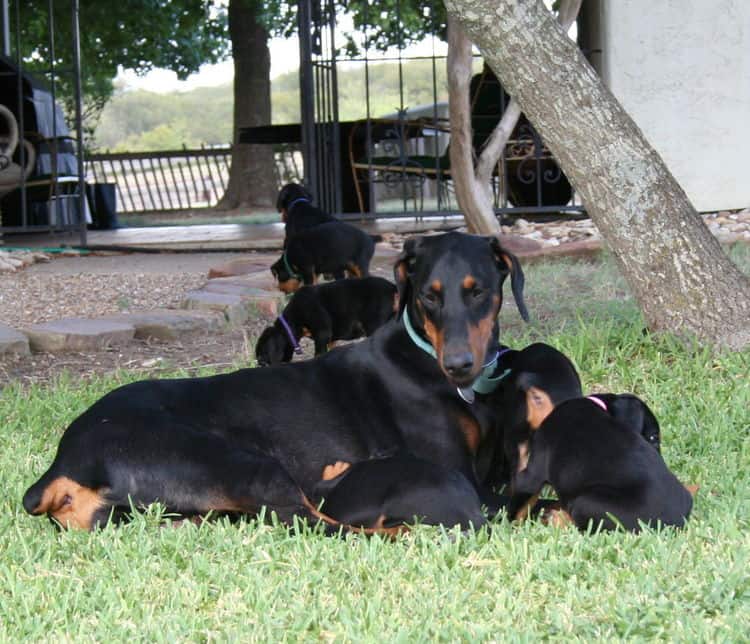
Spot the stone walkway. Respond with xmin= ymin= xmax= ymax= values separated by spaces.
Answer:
xmin=0 ymin=269 xmax=287 ymax=356
xmin=1 ymin=208 xmax=748 ymax=358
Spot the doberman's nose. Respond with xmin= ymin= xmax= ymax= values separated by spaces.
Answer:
xmin=443 ymin=352 xmax=475 ymax=379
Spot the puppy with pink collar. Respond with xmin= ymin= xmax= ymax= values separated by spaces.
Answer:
xmin=512 ymin=392 xmax=694 ymax=532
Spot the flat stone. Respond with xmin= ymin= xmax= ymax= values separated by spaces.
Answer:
xmin=202 ymin=281 xmax=273 ymax=297
xmin=204 ymin=276 xmax=287 ymax=315
xmin=208 ymin=257 xmax=271 ymax=279
xmin=521 ymin=239 xmax=603 ymax=263
xmin=181 ymin=291 xmax=249 ymax=326
xmin=497 ymin=233 xmax=545 ymax=255
xmin=0 ymin=323 xmax=30 ymax=356
xmin=100 ymin=308 xmax=226 ymax=341
xmin=244 ymin=293 xmax=285 ymax=318
xmin=222 ymin=271 xmax=277 ymax=290
xmin=24 ymin=318 xmax=135 ymax=353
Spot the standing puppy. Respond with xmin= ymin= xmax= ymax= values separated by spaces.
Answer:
xmin=271 ymin=221 xmax=378 ymax=292
xmin=256 ymin=276 xmax=397 ymax=364
xmin=276 ymin=183 xmax=336 ymax=241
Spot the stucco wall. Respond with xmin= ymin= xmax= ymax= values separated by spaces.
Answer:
xmin=594 ymin=0 xmax=750 ymax=212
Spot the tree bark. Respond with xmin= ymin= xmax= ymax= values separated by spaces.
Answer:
xmin=216 ymin=0 xmax=277 ymax=211
xmin=447 ymin=0 xmax=580 ymax=234
xmin=443 ymin=0 xmax=750 ymax=350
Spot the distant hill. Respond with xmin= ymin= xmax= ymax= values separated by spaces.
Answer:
xmin=93 ymin=58 xmax=474 ymax=152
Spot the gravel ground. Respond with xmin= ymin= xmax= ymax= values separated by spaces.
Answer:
xmin=0 ymin=250 xmax=290 ymax=385
xmin=0 ymin=252 xmax=260 ymax=329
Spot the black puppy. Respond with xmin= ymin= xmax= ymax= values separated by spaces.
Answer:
xmin=271 ymin=221 xmax=379 ymax=292
xmin=513 ymin=395 xmax=693 ymax=532
xmin=276 ymin=183 xmax=336 ymax=241
xmin=491 ymin=342 xmax=583 ymax=487
xmin=256 ymin=276 xmax=397 ymax=365
xmin=312 ymin=455 xmax=487 ymax=532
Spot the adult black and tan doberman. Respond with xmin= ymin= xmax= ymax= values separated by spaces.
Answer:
xmin=23 ymin=232 xmax=528 ymax=531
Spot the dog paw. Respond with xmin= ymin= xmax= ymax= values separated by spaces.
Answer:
xmin=321 ymin=461 xmax=351 ymax=481
xmin=541 ymin=508 xmax=574 ymax=528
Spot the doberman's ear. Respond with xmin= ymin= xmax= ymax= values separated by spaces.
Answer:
xmin=607 ymin=394 xmax=662 ymax=452
xmin=393 ymin=237 xmax=420 ymax=319
xmin=488 ymin=236 xmax=530 ymax=322
xmin=276 ymin=184 xmax=291 ymax=212
xmin=523 ymin=384 xmax=554 ymax=431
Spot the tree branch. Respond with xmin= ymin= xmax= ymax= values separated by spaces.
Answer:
xmin=447 ymin=14 xmax=499 ymax=235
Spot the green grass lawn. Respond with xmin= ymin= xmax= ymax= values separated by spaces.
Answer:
xmin=118 ymin=210 xmax=279 ymax=227
xmin=1 ymin=247 xmax=749 ymax=640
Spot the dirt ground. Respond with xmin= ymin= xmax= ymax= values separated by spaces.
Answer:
xmin=0 ymin=249 xmax=396 ymax=386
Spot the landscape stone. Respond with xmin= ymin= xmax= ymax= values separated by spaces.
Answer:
xmin=243 ymin=293 xmax=285 ymax=318
xmin=202 ymin=281 xmax=272 ymax=297
xmin=0 ymin=323 xmax=30 ymax=356
xmin=100 ymin=308 xmax=226 ymax=340
xmin=208 ymin=257 xmax=271 ymax=279
xmin=181 ymin=291 xmax=249 ymax=326
xmin=214 ymin=271 xmax=278 ymax=290
xmin=24 ymin=318 xmax=135 ymax=352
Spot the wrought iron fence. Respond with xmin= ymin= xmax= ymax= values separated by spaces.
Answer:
xmin=85 ymin=144 xmax=302 ymax=214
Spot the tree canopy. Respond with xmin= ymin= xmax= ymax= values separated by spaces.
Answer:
xmin=18 ymin=0 xmax=229 ymax=132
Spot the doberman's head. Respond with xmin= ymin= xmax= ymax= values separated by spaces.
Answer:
xmin=276 ymin=182 xmax=313 ymax=220
xmin=271 ymin=254 xmax=302 ymax=294
xmin=255 ymin=324 xmax=294 ymax=366
xmin=393 ymin=232 xmax=529 ymax=387
xmin=589 ymin=393 xmax=662 ymax=452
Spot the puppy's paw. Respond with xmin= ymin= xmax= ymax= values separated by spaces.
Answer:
xmin=541 ymin=507 xmax=574 ymax=529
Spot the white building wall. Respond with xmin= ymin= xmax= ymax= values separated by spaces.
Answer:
xmin=597 ymin=0 xmax=750 ymax=211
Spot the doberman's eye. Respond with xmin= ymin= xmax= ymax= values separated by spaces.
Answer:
xmin=471 ymin=287 xmax=485 ymax=300
xmin=422 ymin=292 xmax=439 ymax=306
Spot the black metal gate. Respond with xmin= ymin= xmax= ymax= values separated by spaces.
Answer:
xmin=297 ymin=0 xmax=585 ymax=221
xmin=298 ymin=0 xmax=342 ymax=215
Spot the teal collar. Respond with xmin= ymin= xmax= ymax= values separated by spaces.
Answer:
xmin=402 ymin=306 xmax=511 ymax=402
xmin=282 ymin=251 xmax=303 ymax=281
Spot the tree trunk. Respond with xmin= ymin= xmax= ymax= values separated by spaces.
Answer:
xmin=447 ymin=0 xmax=580 ymax=235
xmin=447 ymin=16 xmax=499 ymax=235
xmin=216 ymin=0 xmax=277 ymax=211
xmin=443 ymin=0 xmax=750 ymax=350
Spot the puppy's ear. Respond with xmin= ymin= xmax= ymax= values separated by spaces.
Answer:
xmin=607 ymin=394 xmax=661 ymax=452
xmin=488 ymin=236 xmax=529 ymax=322
xmin=393 ymin=237 xmax=420 ymax=319
xmin=276 ymin=184 xmax=290 ymax=212
xmin=524 ymin=384 xmax=554 ymax=431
